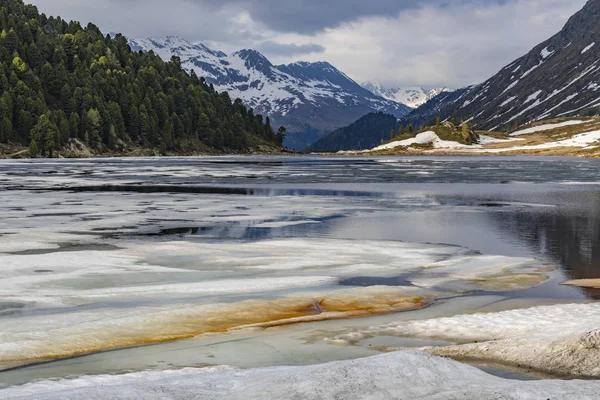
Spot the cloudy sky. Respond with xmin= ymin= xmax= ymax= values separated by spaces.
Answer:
xmin=29 ymin=0 xmax=586 ymax=89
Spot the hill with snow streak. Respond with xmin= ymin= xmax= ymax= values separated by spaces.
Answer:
xmin=129 ymin=37 xmax=411 ymax=149
xmin=402 ymin=0 xmax=600 ymax=131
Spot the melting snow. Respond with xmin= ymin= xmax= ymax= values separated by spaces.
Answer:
xmin=521 ymin=62 xmax=543 ymax=78
xmin=540 ymin=47 xmax=554 ymax=59
xmin=478 ymin=135 xmax=525 ymax=145
xmin=582 ymin=43 xmax=596 ymax=54
xmin=372 ymin=131 xmax=470 ymax=151
xmin=588 ymin=83 xmax=600 ymax=91
xmin=500 ymin=96 xmax=517 ymax=107
xmin=500 ymin=79 xmax=519 ymax=95
xmin=3 ymin=351 xmax=600 ymax=399
xmin=325 ymin=302 xmax=600 ymax=379
xmin=509 ymin=120 xmax=585 ymax=136
xmin=524 ymin=90 xmax=543 ymax=103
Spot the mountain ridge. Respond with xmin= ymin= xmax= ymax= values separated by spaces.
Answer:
xmin=401 ymin=0 xmax=600 ymax=131
xmin=129 ymin=36 xmax=412 ymax=149
xmin=361 ymin=83 xmax=451 ymax=109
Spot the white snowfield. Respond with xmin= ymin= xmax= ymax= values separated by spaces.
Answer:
xmin=478 ymin=135 xmax=524 ymax=145
xmin=372 ymin=131 xmax=470 ymax=151
xmin=509 ymin=120 xmax=585 ymax=136
xmin=327 ymin=302 xmax=600 ymax=377
xmin=2 ymin=351 xmax=600 ymax=400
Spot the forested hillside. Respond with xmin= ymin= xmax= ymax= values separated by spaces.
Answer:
xmin=0 ymin=0 xmax=284 ymax=157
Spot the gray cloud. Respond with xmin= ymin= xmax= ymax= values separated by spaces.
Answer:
xmin=257 ymin=41 xmax=325 ymax=56
xmin=28 ymin=0 xmax=588 ymax=88
xmin=193 ymin=0 xmax=512 ymax=35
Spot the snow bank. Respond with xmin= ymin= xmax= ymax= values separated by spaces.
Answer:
xmin=327 ymin=303 xmax=600 ymax=377
xmin=372 ymin=131 xmax=470 ymax=151
xmin=509 ymin=120 xmax=585 ymax=136
xmin=478 ymin=135 xmax=524 ymax=145
xmin=483 ymin=129 xmax=600 ymax=153
xmin=2 ymin=351 xmax=600 ymax=400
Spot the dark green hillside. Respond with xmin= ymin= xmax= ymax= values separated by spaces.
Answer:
xmin=305 ymin=112 xmax=400 ymax=153
xmin=0 ymin=0 xmax=283 ymax=157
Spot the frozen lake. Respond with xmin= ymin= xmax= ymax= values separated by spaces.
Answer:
xmin=1 ymin=155 xmax=600 ymax=387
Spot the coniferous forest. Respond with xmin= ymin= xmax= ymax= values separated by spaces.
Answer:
xmin=0 ymin=0 xmax=284 ymax=157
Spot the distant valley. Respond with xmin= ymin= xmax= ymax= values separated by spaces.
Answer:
xmin=361 ymin=83 xmax=450 ymax=109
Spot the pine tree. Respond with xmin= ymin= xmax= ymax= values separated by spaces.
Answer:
xmin=28 ymin=138 xmax=38 ymax=157
xmin=30 ymin=114 xmax=59 ymax=156
xmin=0 ymin=118 xmax=12 ymax=143
xmin=69 ymin=112 xmax=80 ymax=139
xmin=276 ymin=126 xmax=286 ymax=146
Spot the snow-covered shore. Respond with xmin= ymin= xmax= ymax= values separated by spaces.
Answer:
xmin=2 ymin=351 xmax=600 ymax=400
xmin=326 ymin=302 xmax=600 ymax=378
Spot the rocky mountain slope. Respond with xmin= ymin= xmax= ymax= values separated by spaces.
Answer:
xmin=361 ymin=83 xmax=450 ymax=108
xmin=130 ymin=37 xmax=411 ymax=149
xmin=402 ymin=0 xmax=600 ymax=131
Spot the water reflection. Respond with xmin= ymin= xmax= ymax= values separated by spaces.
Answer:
xmin=489 ymin=210 xmax=600 ymax=298
xmin=122 ymin=186 xmax=600 ymax=300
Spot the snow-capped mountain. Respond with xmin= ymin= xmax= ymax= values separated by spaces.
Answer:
xmin=129 ymin=37 xmax=411 ymax=150
xmin=402 ymin=0 xmax=600 ymax=131
xmin=361 ymin=83 xmax=451 ymax=108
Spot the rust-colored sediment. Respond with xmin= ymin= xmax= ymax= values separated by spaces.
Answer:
xmin=0 ymin=287 xmax=432 ymax=368
xmin=561 ymin=278 xmax=600 ymax=289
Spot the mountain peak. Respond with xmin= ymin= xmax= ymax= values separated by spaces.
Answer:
xmin=130 ymin=35 xmax=411 ymax=150
xmin=362 ymin=83 xmax=451 ymax=108
xmin=129 ymin=37 xmax=226 ymax=59
xmin=402 ymin=0 xmax=600 ymax=131
xmin=233 ymin=49 xmax=273 ymax=72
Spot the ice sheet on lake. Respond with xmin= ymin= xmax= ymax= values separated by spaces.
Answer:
xmin=0 ymin=285 xmax=432 ymax=368
xmin=2 ymin=351 xmax=600 ymax=400
xmin=0 ymin=236 xmax=551 ymax=369
xmin=408 ymin=254 xmax=548 ymax=291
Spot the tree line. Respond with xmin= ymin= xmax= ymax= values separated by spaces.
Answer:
xmin=0 ymin=0 xmax=285 ymax=156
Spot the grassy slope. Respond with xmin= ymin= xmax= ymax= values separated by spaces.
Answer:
xmin=358 ymin=116 xmax=600 ymax=157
